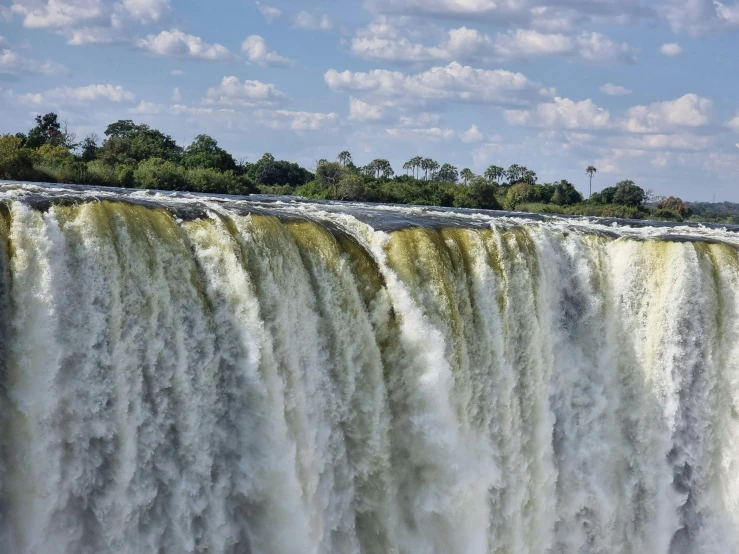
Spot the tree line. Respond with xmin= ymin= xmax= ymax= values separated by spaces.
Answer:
xmin=0 ymin=112 xmax=696 ymax=221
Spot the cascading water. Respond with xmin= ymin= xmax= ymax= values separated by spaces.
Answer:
xmin=1 ymin=182 xmax=738 ymax=554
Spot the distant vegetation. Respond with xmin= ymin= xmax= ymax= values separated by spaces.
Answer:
xmin=1 ymin=112 xmax=736 ymax=224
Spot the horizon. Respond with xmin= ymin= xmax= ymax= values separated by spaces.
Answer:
xmin=1 ymin=0 xmax=738 ymax=201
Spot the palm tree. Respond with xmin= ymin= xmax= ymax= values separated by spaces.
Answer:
xmin=460 ymin=168 xmax=474 ymax=185
xmin=403 ymin=161 xmax=412 ymax=176
xmin=484 ymin=165 xmax=504 ymax=185
xmin=427 ymin=160 xmax=440 ymax=180
xmin=410 ymin=156 xmax=423 ymax=179
xmin=586 ymin=165 xmax=597 ymax=198
xmin=337 ymin=151 xmax=352 ymax=167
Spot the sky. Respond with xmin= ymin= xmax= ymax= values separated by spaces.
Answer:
xmin=1 ymin=0 xmax=739 ymax=201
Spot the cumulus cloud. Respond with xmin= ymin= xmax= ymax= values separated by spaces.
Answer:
xmin=364 ymin=0 xmax=654 ymax=27
xmin=660 ymin=43 xmax=682 ymax=56
xmin=293 ymin=11 xmax=332 ymax=31
xmin=349 ymin=97 xmax=385 ymax=121
xmin=0 ymin=48 xmax=68 ymax=75
xmin=621 ymin=94 xmax=711 ymax=133
xmin=256 ymin=109 xmax=338 ymax=131
xmin=18 ymin=83 xmax=136 ymax=105
xmin=241 ymin=35 xmax=294 ymax=67
xmin=203 ymin=76 xmax=288 ymax=107
xmin=460 ymin=124 xmax=484 ymax=142
xmin=10 ymin=0 xmax=107 ymax=29
xmin=130 ymin=100 xmax=163 ymax=114
xmin=122 ymin=0 xmax=169 ymax=23
xmin=600 ymin=83 xmax=631 ymax=95
xmin=9 ymin=0 xmax=170 ymax=43
xmin=726 ymin=111 xmax=739 ymax=131
xmin=504 ymin=97 xmax=612 ymax=130
xmin=138 ymin=29 xmax=232 ymax=60
xmin=255 ymin=1 xmax=282 ymax=22
xmin=351 ymin=20 xmax=635 ymax=65
xmin=665 ymin=0 xmax=739 ymax=36
xmin=325 ymin=62 xmax=540 ymax=108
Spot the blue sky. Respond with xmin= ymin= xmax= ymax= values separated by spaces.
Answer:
xmin=1 ymin=0 xmax=738 ymax=201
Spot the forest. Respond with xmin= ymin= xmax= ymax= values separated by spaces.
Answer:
xmin=1 ymin=112 xmax=734 ymax=224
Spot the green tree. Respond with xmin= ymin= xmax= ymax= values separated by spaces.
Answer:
xmin=0 ymin=134 xmax=35 ymax=179
xmin=316 ymin=160 xmax=345 ymax=195
xmin=586 ymin=165 xmax=597 ymax=198
xmin=657 ymin=196 xmax=692 ymax=217
xmin=460 ymin=168 xmax=474 ymax=185
xmin=101 ymin=120 xmax=182 ymax=165
xmin=484 ymin=165 xmax=504 ymax=185
xmin=337 ymin=151 xmax=353 ymax=167
xmin=79 ymin=133 xmax=100 ymax=162
xmin=26 ymin=113 xmax=75 ymax=149
xmin=551 ymin=180 xmax=584 ymax=206
xmin=506 ymin=164 xmax=532 ymax=185
xmin=437 ymin=163 xmax=458 ymax=183
xmin=182 ymin=134 xmax=237 ymax=172
xmin=371 ymin=159 xmax=393 ymax=179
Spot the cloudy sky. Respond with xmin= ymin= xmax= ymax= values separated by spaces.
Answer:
xmin=1 ymin=0 xmax=738 ymax=200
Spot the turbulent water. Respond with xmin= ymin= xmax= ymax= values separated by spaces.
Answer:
xmin=1 ymin=182 xmax=739 ymax=554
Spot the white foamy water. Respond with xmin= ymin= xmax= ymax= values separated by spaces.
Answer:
xmin=1 ymin=183 xmax=738 ymax=553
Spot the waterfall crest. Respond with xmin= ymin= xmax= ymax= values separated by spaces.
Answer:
xmin=1 ymin=186 xmax=739 ymax=553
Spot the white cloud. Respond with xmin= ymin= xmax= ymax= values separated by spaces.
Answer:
xmin=460 ymin=124 xmax=484 ymax=143
xmin=726 ymin=111 xmax=739 ymax=131
xmin=138 ymin=29 xmax=232 ymax=61
xmin=256 ymin=1 xmax=282 ymax=22
xmin=351 ymin=22 xmax=635 ymax=64
xmin=122 ymin=0 xmax=169 ymax=23
xmin=204 ymin=76 xmax=288 ymax=107
xmin=622 ymin=94 xmax=711 ymax=133
xmin=256 ymin=109 xmax=338 ymax=131
xmin=504 ymin=97 xmax=612 ymax=130
xmin=172 ymin=87 xmax=181 ymax=102
xmin=385 ymin=126 xmax=456 ymax=141
xmin=67 ymin=25 xmax=126 ymax=45
xmin=18 ymin=84 xmax=136 ymax=105
xmin=665 ymin=0 xmax=739 ymax=36
xmin=600 ymin=83 xmax=631 ymax=96
xmin=10 ymin=0 xmax=106 ymax=29
xmin=610 ymin=133 xmax=714 ymax=151
xmin=399 ymin=112 xmax=440 ymax=126
xmin=241 ymin=35 xmax=294 ymax=67
xmin=170 ymin=68 xmax=185 ymax=76
xmin=293 ymin=11 xmax=332 ymax=31
xmin=660 ymin=42 xmax=683 ymax=56
xmin=130 ymin=100 xmax=163 ymax=114
xmin=325 ymin=62 xmax=540 ymax=108
xmin=9 ymin=0 xmax=170 ymax=42
xmin=349 ymin=97 xmax=385 ymax=121
xmin=365 ymin=0 xmax=654 ymax=27
xmin=0 ymin=48 xmax=67 ymax=75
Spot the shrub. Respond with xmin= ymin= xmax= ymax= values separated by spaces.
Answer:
xmin=0 ymin=135 xmax=36 ymax=179
xmin=134 ymin=158 xmax=187 ymax=191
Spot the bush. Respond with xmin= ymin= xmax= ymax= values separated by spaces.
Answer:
xmin=183 ymin=168 xmax=254 ymax=195
xmin=134 ymin=158 xmax=187 ymax=191
xmin=653 ymin=208 xmax=683 ymax=221
xmin=0 ymin=134 xmax=36 ymax=179
xmin=657 ymin=196 xmax=691 ymax=217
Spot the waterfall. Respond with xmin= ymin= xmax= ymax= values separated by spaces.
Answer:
xmin=1 ymin=184 xmax=739 ymax=553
